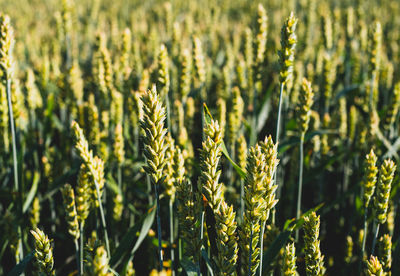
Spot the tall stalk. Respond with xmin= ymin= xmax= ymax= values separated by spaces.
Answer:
xmin=295 ymin=78 xmax=314 ymax=240
xmin=1 ymin=14 xmax=24 ymax=262
xmin=272 ymin=83 xmax=284 ymax=225
xmin=169 ymin=199 xmax=175 ymax=276
xmin=371 ymin=223 xmax=380 ymax=256
xmin=295 ymin=133 xmax=305 ymax=241
xmin=154 ymin=183 xmax=163 ymax=271
xmin=8 ymin=82 xmax=26 ymax=273
xmin=7 ymin=76 xmax=24 ymax=262
xmin=274 ymin=11 xmax=297 ymax=224
xmin=361 ymin=211 xmax=368 ymax=259
xmin=275 ymin=83 xmax=285 ymax=146
xmin=247 ymin=226 xmax=254 ymax=276
xmin=74 ymin=239 xmax=80 ymax=276
xmin=79 ymin=223 xmax=84 ymax=275
xmin=94 ymin=178 xmax=110 ymax=256
xmin=258 ymin=220 xmax=266 ymax=276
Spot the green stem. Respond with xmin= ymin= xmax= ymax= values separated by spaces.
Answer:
xmin=250 ymin=85 xmax=258 ymax=146
xmin=74 ymin=239 xmax=80 ymax=276
xmin=371 ymin=223 xmax=380 ymax=256
xmin=275 ymin=83 xmax=285 ymax=146
xmin=258 ymin=220 xmax=266 ymax=276
xmin=240 ymin=179 xmax=244 ymax=222
xmin=273 ymin=82 xmax=285 ymax=224
xmin=200 ymin=83 xmax=205 ymax=141
xmin=94 ymin=179 xmax=110 ymax=257
xmin=247 ymin=224 xmax=253 ymax=276
xmin=147 ymin=175 xmax=153 ymax=204
xmin=154 ymin=182 xmax=163 ymax=271
xmin=295 ymin=133 xmax=305 ymax=241
xmin=6 ymin=78 xmax=24 ymax=262
xmin=358 ymin=211 xmax=368 ymax=274
xmin=169 ymin=199 xmax=175 ymax=276
xmin=361 ymin=210 xmax=368 ymax=258
xmin=80 ymin=223 xmax=84 ymax=276
xmin=199 ymin=210 xmax=205 ymax=274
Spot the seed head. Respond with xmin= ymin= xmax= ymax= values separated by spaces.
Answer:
xmin=31 ymin=228 xmax=55 ymax=276
xmin=61 ymin=184 xmax=80 ymax=240
xmin=140 ymin=86 xmax=169 ymax=185
xmin=373 ymin=159 xmax=396 ymax=224
xmin=279 ymin=12 xmax=297 ymax=85
xmin=282 ymin=242 xmax=297 ymax=276
xmin=303 ymin=212 xmax=325 ymax=276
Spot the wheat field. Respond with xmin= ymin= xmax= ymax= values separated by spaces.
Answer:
xmin=0 ymin=0 xmax=399 ymax=275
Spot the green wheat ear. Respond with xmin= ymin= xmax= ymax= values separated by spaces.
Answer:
xmin=362 ymin=149 xmax=379 ymax=209
xmin=228 ymin=86 xmax=244 ymax=149
xmin=215 ymin=200 xmax=239 ymax=275
xmin=373 ymin=159 xmax=396 ymax=225
xmin=282 ymin=242 xmax=297 ymax=276
xmin=113 ymin=123 xmax=125 ymax=165
xmin=61 ymin=183 xmax=80 ymax=240
xmin=76 ymin=164 xmax=90 ymax=224
xmin=345 ymin=235 xmax=353 ymax=264
xmin=31 ymin=228 xmax=55 ymax=276
xmin=384 ymin=82 xmax=400 ymax=130
xmin=253 ymin=3 xmax=267 ymax=82
xmin=140 ymin=85 xmax=169 ymax=185
xmin=163 ymin=133 xmax=176 ymax=201
xmin=200 ymin=118 xmax=224 ymax=212
xmin=297 ymin=77 xmax=314 ymax=136
xmin=377 ymin=234 xmax=392 ymax=274
xmin=192 ymin=35 xmax=206 ymax=85
xmin=239 ymin=144 xmax=267 ymax=275
xmin=93 ymin=245 xmax=112 ymax=276
xmin=71 ymin=120 xmax=105 ymax=207
xmin=278 ymin=11 xmax=298 ymax=85
xmin=179 ymin=48 xmax=192 ymax=102
xmin=157 ymin=44 xmax=170 ymax=99
xmin=303 ymin=211 xmax=325 ymax=276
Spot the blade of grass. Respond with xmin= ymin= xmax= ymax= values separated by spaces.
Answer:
xmin=110 ymin=204 xmax=156 ymax=267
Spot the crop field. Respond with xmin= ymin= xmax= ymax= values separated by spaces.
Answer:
xmin=0 ymin=0 xmax=400 ymax=275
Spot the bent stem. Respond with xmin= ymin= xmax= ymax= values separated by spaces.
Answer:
xmin=295 ymin=133 xmax=305 ymax=241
